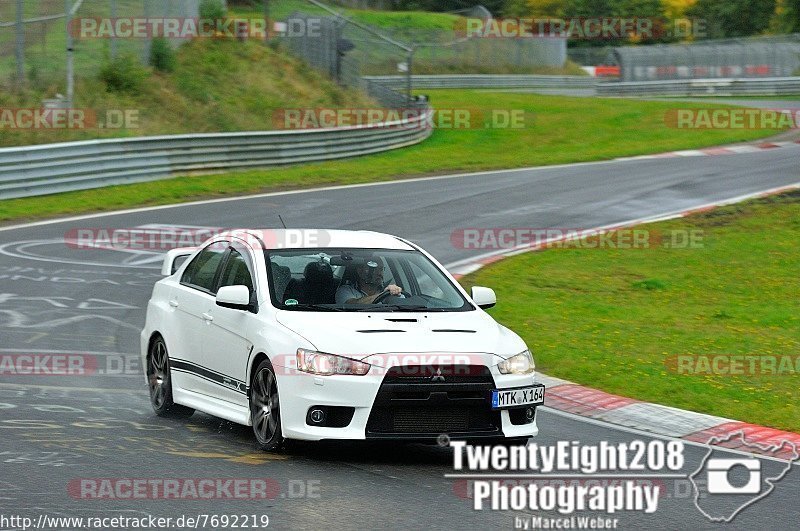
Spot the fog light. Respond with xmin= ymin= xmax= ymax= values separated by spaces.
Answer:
xmin=306 ymin=405 xmax=355 ymax=427
xmin=525 ymin=407 xmax=535 ymax=421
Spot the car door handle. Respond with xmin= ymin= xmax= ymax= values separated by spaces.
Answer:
xmin=169 ymin=300 xmax=179 ymax=308
xmin=202 ymin=313 xmax=214 ymax=322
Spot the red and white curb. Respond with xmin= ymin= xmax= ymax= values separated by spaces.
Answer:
xmin=614 ymin=139 xmax=800 ymax=161
xmin=445 ymin=181 xmax=800 ymax=460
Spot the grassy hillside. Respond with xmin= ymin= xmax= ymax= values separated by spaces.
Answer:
xmin=0 ymin=39 xmax=375 ymax=147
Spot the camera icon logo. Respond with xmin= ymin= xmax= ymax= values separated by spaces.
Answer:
xmin=706 ymin=458 xmax=761 ymax=495
xmin=690 ymin=430 xmax=799 ymax=522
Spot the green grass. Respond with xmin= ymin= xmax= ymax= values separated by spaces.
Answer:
xmin=459 ymin=192 xmax=800 ymax=432
xmin=0 ymin=89 xmax=781 ymax=223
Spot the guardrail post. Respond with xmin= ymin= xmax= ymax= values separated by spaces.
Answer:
xmin=66 ymin=0 xmax=75 ymax=104
xmin=15 ymin=0 xmax=24 ymax=87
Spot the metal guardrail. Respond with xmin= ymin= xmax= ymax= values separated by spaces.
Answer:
xmin=0 ymin=111 xmax=432 ymax=199
xmin=367 ymin=74 xmax=800 ymax=98
xmin=364 ymin=74 xmax=598 ymax=90
xmin=596 ymin=77 xmax=800 ymax=97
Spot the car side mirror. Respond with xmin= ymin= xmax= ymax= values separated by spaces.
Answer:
xmin=162 ymin=247 xmax=195 ymax=276
xmin=216 ymin=285 xmax=253 ymax=312
xmin=471 ymin=286 xmax=496 ymax=310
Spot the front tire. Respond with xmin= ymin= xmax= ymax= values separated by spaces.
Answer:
xmin=147 ymin=336 xmax=194 ymax=418
xmin=250 ymin=358 xmax=286 ymax=452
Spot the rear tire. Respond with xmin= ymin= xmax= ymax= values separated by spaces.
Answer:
xmin=250 ymin=358 xmax=286 ymax=452
xmin=147 ymin=336 xmax=194 ymax=418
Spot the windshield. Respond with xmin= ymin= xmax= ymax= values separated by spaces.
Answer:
xmin=265 ymin=248 xmax=473 ymax=312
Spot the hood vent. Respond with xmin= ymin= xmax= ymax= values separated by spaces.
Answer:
xmin=385 ymin=318 xmax=418 ymax=323
xmin=357 ymin=329 xmax=407 ymax=333
xmin=432 ymin=329 xmax=477 ymax=333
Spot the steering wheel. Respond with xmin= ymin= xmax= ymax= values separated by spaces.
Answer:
xmin=373 ymin=288 xmax=412 ymax=304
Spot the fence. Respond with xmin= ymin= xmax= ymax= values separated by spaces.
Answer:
xmin=0 ymin=0 xmax=200 ymax=90
xmin=567 ymin=46 xmax=614 ymax=66
xmin=614 ymin=34 xmax=800 ymax=82
xmin=281 ymin=10 xmax=418 ymax=108
xmin=369 ymin=27 xmax=567 ymax=73
xmin=0 ymin=111 xmax=433 ymax=199
xmin=281 ymin=7 xmax=567 ymax=108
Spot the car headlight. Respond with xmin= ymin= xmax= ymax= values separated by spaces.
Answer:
xmin=498 ymin=349 xmax=535 ymax=375
xmin=296 ymin=348 xmax=370 ymax=376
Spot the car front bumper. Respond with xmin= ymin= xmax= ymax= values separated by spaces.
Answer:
xmin=273 ymin=357 xmax=541 ymax=442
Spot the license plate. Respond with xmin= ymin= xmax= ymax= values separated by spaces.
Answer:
xmin=492 ymin=384 xmax=545 ymax=410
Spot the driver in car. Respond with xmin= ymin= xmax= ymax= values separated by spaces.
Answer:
xmin=335 ymin=258 xmax=403 ymax=304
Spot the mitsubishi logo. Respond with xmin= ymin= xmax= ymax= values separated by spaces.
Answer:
xmin=431 ymin=367 xmax=445 ymax=382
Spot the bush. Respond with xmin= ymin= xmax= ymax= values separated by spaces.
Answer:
xmin=150 ymin=37 xmax=176 ymax=72
xmin=99 ymin=55 xmax=150 ymax=93
xmin=199 ymin=0 xmax=226 ymax=21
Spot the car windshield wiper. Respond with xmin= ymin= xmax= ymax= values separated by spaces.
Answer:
xmin=284 ymin=304 xmax=346 ymax=312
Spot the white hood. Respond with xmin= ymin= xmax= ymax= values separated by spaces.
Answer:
xmin=275 ymin=310 xmax=526 ymax=365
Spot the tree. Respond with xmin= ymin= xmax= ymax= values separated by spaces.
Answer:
xmin=771 ymin=0 xmax=800 ymax=33
xmin=527 ymin=0 xmax=567 ymax=17
xmin=560 ymin=0 xmax=668 ymax=44
xmin=562 ymin=0 xmax=614 ymax=18
xmin=687 ymin=0 xmax=777 ymax=38
xmin=503 ymin=0 xmax=533 ymax=17
xmin=662 ymin=0 xmax=697 ymax=19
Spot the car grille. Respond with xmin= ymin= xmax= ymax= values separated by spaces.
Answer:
xmin=366 ymin=365 xmax=501 ymax=439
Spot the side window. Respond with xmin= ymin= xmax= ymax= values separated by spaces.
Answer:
xmin=181 ymin=241 xmax=228 ymax=294
xmin=218 ymin=248 xmax=255 ymax=293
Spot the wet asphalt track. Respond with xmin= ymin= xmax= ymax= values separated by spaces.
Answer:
xmin=0 ymin=146 xmax=799 ymax=530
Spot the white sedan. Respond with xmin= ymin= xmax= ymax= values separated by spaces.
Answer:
xmin=140 ymin=229 xmax=544 ymax=451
